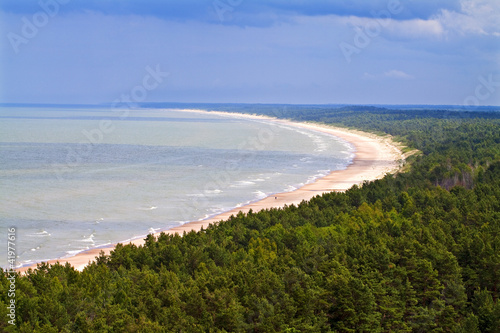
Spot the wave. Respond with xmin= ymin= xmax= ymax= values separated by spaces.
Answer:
xmin=138 ymin=206 xmax=158 ymax=211
xmin=186 ymin=193 xmax=205 ymax=197
xmin=204 ymin=189 xmax=223 ymax=194
xmin=28 ymin=230 xmax=51 ymax=237
xmin=253 ymin=190 xmax=268 ymax=200
xmin=198 ymin=214 xmax=211 ymax=221
xmin=80 ymin=233 xmax=95 ymax=244
xmin=148 ymin=227 xmax=160 ymax=234
xmin=250 ymin=178 xmax=266 ymax=182
xmin=306 ymin=170 xmax=331 ymax=184
xmin=230 ymin=180 xmax=256 ymax=188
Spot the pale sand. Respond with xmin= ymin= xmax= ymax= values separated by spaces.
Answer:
xmin=17 ymin=110 xmax=405 ymax=273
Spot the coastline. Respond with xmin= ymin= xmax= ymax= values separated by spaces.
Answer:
xmin=17 ymin=110 xmax=405 ymax=273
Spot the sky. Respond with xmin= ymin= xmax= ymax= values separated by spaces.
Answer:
xmin=0 ymin=0 xmax=499 ymax=106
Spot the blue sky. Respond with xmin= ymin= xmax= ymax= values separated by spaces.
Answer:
xmin=0 ymin=0 xmax=499 ymax=105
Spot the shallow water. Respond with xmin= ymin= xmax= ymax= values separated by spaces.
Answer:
xmin=0 ymin=107 xmax=353 ymax=268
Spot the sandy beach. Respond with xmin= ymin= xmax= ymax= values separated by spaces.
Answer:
xmin=17 ymin=110 xmax=405 ymax=273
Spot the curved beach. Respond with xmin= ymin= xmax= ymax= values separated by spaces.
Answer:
xmin=17 ymin=110 xmax=404 ymax=273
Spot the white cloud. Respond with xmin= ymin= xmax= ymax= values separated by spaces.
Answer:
xmin=433 ymin=0 xmax=500 ymax=37
xmin=384 ymin=18 xmax=444 ymax=39
xmin=384 ymin=70 xmax=414 ymax=79
xmin=331 ymin=14 xmax=444 ymax=41
xmin=323 ymin=0 xmax=499 ymax=41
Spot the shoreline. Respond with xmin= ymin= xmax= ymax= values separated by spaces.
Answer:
xmin=17 ymin=110 xmax=405 ymax=273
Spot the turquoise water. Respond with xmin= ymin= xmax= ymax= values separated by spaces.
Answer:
xmin=0 ymin=107 xmax=353 ymax=268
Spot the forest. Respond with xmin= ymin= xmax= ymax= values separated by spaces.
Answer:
xmin=1 ymin=106 xmax=500 ymax=332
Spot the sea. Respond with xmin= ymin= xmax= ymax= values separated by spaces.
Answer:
xmin=0 ymin=106 xmax=354 ymax=268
